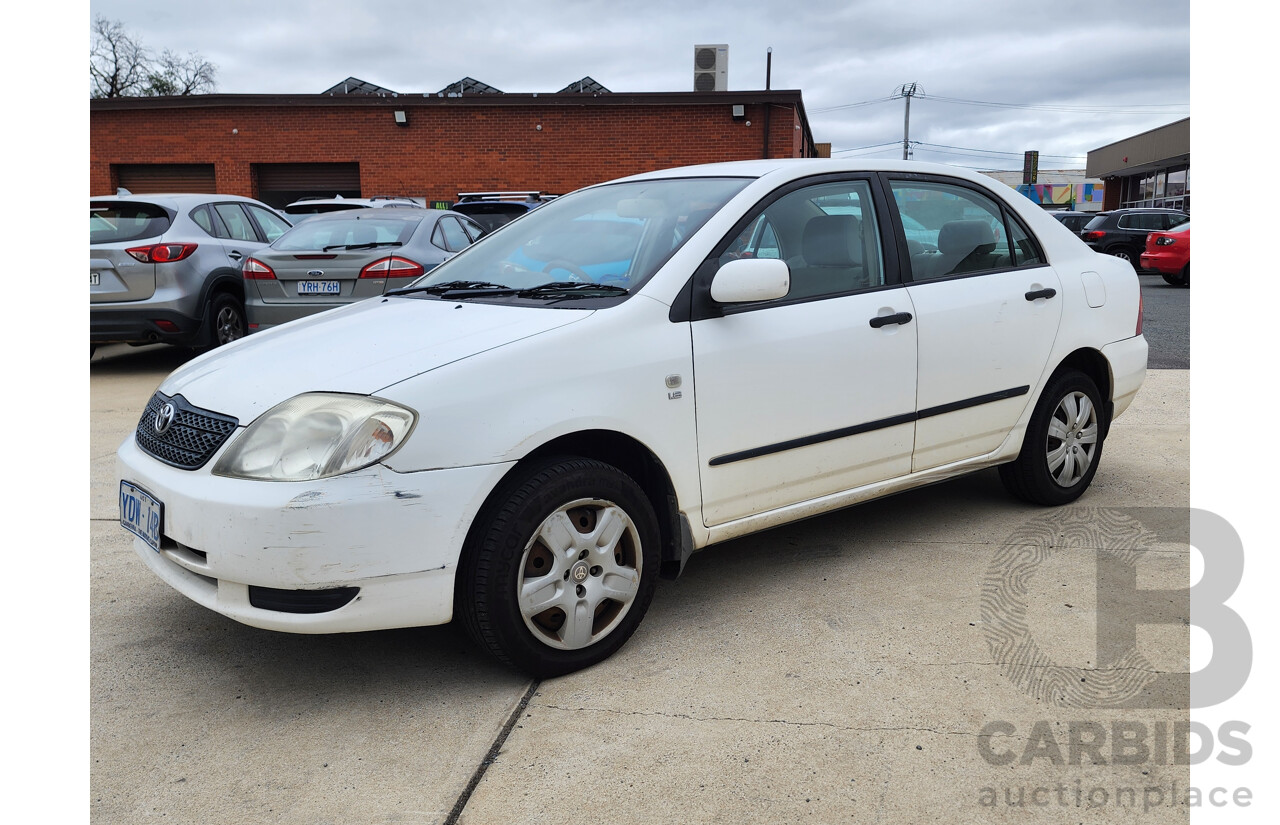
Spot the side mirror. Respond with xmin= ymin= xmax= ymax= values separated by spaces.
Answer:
xmin=710 ymin=258 xmax=790 ymax=303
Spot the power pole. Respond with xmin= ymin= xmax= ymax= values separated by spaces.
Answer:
xmin=896 ymin=82 xmax=919 ymax=160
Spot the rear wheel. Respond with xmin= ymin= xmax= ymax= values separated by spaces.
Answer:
xmin=999 ymin=370 xmax=1105 ymax=506
xmin=457 ymin=457 xmax=660 ymax=677
xmin=1181 ymin=264 xmax=1190 ymax=288
xmin=207 ymin=293 xmax=246 ymax=347
xmin=1106 ymin=246 xmax=1134 ymax=263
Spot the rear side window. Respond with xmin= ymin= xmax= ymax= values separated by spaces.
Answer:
xmin=246 ymin=204 xmax=292 ymax=242
xmin=432 ymin=216 xmax=473 ymax=252
xmin=214 ymin=204 xmax=259 ymax=242
xmin=90 ymin=202 xmax=172 ymax=244
xmin=889 ymin=180 xmax=1020 ymax=280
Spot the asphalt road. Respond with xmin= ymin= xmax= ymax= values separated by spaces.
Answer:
xmin=1137 ymin=272 xmax=1190 ymax=369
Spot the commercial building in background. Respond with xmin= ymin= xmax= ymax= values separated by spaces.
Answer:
xmin=90 ymin=73 xmax=818 ymax=207
xmin=1086 ymin=118 xmax=1189 ymax=212
xmin=981 ymin=168 xmax=1106 ymax=213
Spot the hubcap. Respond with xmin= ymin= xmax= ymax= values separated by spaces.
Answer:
xmin=517 ymin=498 xmax=642 ymax=651
xmin=1045 ymin=391 xmax=1099 ymax=487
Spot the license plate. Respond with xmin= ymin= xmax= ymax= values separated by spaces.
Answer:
xmin=90 ymin=272 xmax=101 ymax=286
xmin=298 ymin=280 xmax=340 ymax=295
xmin=120 ymin=481 xmax=163 ymax=552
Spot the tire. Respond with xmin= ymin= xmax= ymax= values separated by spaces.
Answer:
xmin=1181 ymin=264 xmax=1190 ymax=288
xmin=1106 ymin=246 xmax=1134 ymax=263
xmin=999 ymin=370 xmax=1105 ymax=506
xmin=457 ymin=457 xmax=660 ymax=677
xmin=1161 ymin=273 xmax=1181 ymax=286
xmin=206 ymin=293 xmax=246 ymax=348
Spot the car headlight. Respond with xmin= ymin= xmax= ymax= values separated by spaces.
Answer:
xmin=212 ymin=393 xmax=416 ymax=481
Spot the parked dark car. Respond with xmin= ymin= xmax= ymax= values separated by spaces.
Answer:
xmin=451 ymin=191 xmax=557 ymax=232
xmin=91 ymin=193 xmax=293 ymax=351
xmin=1047 ymin=211 xmax=1095 ymax=233
xmin=1080 ymin=208 xmax=1189 ymax=265
xmin=242 ymin=209 xmax=486 ymax=332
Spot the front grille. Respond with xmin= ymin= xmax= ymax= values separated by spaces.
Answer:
xmin=135 ymin=392 xmax=238 ymax=470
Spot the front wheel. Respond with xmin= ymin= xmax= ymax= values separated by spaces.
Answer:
xmin=457 ymin=457 xmax=660 ymax=677
xmin=999 ymin=370 xmax=1105 ymax=506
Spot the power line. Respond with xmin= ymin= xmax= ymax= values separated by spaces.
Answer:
xmin=815 ymin=93 xmax=1187 ymax=117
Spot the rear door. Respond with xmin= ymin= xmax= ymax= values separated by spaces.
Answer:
xmin=886 ymin=175 xmax=1063 ymax=471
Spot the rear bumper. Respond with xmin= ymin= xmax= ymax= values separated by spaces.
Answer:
xmin=1103 ymin=334 xmax=1148 ymax=420
xmin=90 ymin=306 xmax=203 ymax=345
xmin=1139 ymin=251 xmax=1187 ymax=275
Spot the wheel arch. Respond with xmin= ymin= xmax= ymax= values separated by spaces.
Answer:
xmin=460 ymin=429 xmax=689 ymax=591
xmin=1049 ymin=347 xmax=1113 ymax=438
xmin=197 ymin=272 xmax=246 ymax=320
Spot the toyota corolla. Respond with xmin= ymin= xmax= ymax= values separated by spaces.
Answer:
xmin=118 ymin=159 xmax=1147 ymax=677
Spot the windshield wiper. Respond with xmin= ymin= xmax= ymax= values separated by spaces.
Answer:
xmin=322 ymin=241 xmax=404 ymax=252
xmin=385 ymin=280 xmax=516 ymax=297
xmin=518 ymin=281 xmax=631 ymax=299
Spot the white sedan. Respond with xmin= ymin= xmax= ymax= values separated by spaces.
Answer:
xmin=118 ymin=159 xmax=1147 ymax=677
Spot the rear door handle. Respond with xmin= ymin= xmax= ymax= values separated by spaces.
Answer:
xmin=227 ymin=250 xmax=243 ymax=262
xmin=1025 ymin=288 xmax=1056 ymax=301
xmin=869 ymin=311 xmax=913 ymax=329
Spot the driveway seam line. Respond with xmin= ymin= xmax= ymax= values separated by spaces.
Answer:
xmin=443 ymin=678 xmax=540 ymax=825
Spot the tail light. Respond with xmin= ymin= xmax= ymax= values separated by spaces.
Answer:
xmin=360 ymin=256 xmax=425 ymax=279
xmin=126 ymin=243 xmax=198 ymax=263
xmin=1136 ymin=291 xmax=1144 ymax=336
xmin=1083 ymin=231 xmax=1106 ymax=241
xmin=242 ymin=258 xmax=276 ymax=280
xmin=1155 ymin=236 xmax=1176 ymax=246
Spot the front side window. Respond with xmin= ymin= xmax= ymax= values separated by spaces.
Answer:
xmin=246 ymin=204 xmax=292 ymax=242
xmin=889 ymin=180 xmax=1022 ymax=280
xmin=719 ymin=179 xmax=886 ymax=301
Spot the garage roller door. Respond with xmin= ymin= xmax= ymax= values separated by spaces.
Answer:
xmin=116 ymin=164 xmax=216 ymax=194
xmin=256 ymin=163 xmax=361 ymax=208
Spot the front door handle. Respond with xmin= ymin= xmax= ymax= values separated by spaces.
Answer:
xmin=1025 ymin=287 xmax=1056 ymax=301
xmin=869 ymin=311 xmax=913 ymax=329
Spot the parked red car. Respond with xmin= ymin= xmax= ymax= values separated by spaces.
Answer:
xmin=1140 ymin=222 xmax=1190 ymax=287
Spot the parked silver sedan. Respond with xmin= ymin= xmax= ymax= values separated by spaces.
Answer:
xmin=243 ymin=209 xmax=486 ymax=332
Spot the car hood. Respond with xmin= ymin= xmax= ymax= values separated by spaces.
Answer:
xmin=158 ymin=297 xmax=591 ymax=422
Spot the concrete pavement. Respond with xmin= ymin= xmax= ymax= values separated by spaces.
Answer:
xmin=91 ymin=344 xmax=1190 ymax=824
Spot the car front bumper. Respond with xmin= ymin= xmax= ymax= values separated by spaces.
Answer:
xmin=117 ymin=434 xmax=515 ymax=633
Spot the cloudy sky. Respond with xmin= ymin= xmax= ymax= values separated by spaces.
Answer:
xmin=87 ymin=0 xmax=1190 ymax=172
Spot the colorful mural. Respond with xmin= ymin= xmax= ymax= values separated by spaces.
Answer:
xmin=1016 ymin=183 xmax=1104 ymax=207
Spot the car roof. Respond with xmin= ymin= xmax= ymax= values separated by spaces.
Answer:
xmin=90 ymin=193 xmax=271 ymax=207
xmin=294 ymin=208 xmax=443 ymax=224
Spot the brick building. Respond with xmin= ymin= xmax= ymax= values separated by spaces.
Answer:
xmin=90 ymin=78 xmax=818 ymax=207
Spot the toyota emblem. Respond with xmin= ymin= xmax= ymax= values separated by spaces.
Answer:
xmin=154 ymin=402 xmax=176 ymax=435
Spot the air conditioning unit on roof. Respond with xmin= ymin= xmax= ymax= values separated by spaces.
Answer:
xmin=694 ymin=44 xmax=728 ymax=92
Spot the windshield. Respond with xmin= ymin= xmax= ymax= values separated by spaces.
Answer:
xmin=90 ymin=201 xmax=172 ymax=244
xmin=410 ymin=177 xmax=750 ymax=295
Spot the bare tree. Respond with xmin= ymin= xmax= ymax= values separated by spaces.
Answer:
xmin=145 ymin=49 xmax=219 ymax=96
xmin=90 ymin=16 xmax=218 ymax=98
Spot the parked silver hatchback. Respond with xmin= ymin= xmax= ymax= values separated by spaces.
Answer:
xmin=90 ymin=193 xmax=293 ymax=350
xmin=242 ymin=209 xmax=486 ymax=332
